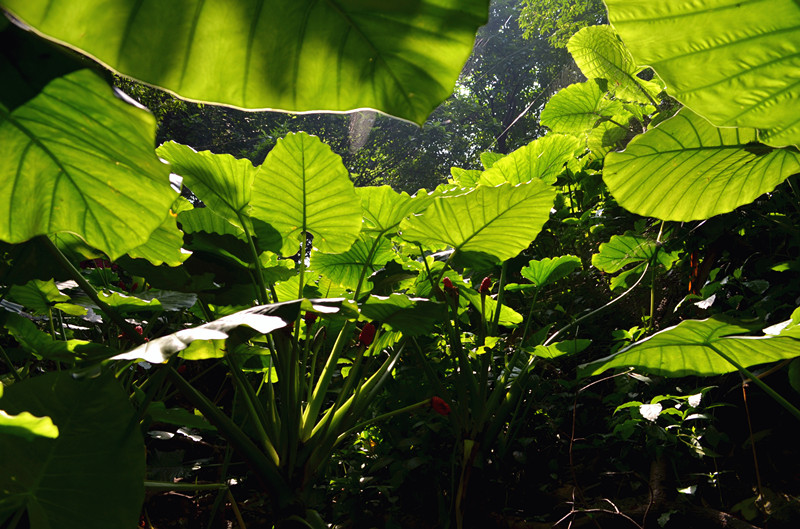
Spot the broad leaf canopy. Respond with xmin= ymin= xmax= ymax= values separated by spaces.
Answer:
xmin=0 ymin=0 xmax=490 ymax=124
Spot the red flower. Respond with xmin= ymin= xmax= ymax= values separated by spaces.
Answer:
xmin=359 ymin=322 xmax=376 ymax=347
xmin=134 ymin=325 xmax=143 ymax=335
xmin=430 ymin=396 xmax=451 ymax=416
xmin=442 ymin=277 xmax=458 ymax=298
xmin=304 ymin=312 xmax=318 ymax=325
xmin=479 ymin=276 xmax=492 ymax=294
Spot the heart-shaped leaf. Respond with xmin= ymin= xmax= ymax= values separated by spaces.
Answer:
xmin=540 ymin=80 xmax=624 ymax=134
xmin=357 ymin=185 xmax=432 ymax=235
xmin=520 ymin=255 xmax=582 ymax=288
xmin=400 ymin=181 xmax=556 ymax=262
xmin=251 ymin=132 xmax=361 ymax=256
xmin=567 ymin=25 xmax=661 ymax=105
xmin=0 ymin=69 xmax=175 ymax=258
xmin=604 ymin=109 xmax=800 ymax=221
xmin=479 ymin=134 xmax=582 ymax=186
xmin=310 ymin=233 xmax=396 ymax=291
xmin=0 ymin=0 xmax=490 ymax=124
xmin=0 ymin=371 xmax=145 ymax=529
xmin=581 ymin=316 xmax=800 ymax=377
xmin=605 ymin=0 xmax=800 ymax=146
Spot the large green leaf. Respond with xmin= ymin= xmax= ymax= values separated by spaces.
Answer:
xmin=605 ymin=0 xmax=800 ymax=147
xmin=567 ymin=25 xmax=660 ymax=105
xmin=359 ymin=294 xmax=446 ymax=336
xmin=0 ymin=0 xmax=490 ymax=124
xmin=310 ymin=233 xmax=395 ymax=291
xmin=592 ymin=233 xmax=677 ymax=291
xmin=3 ymin=312 xmax=114 ymax=362
xmin=399 ymin=181 xmax=556 ymax=262
xmin=0 ymin=409 xmax=59 ymax=441
xmin=581 ymin=317 xmax=800 ymax=377
xmin=157 ymin=142 xmax=256 ymax=222
xmin=127 ymin=211 xmax=190 ymax=267
xmin=0 ymin=69 xmax=175 ymax=259
xmin=520 ymin=255 xmax=582 ymax=288
xmin=479 ymin=134 xmax=582 ymax=186
xmin=7 ymin=279 xmax=86 ymax=316
xmin=251 ymin=132 xmax=361 ymax=256
xmin=605 ymin=109 xmax=800 ymax=221
xmin=0 ymin=371 xmax=145 ymax=529
xmin=540 ymin=80 xmax=623 ymax=134
xmin=357 ymin=185 xmax=432 ymax=235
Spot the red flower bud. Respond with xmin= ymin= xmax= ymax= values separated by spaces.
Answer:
xmin=359 ymin=322 xmax=376 ymax=347
xmin=430 ymin=396 xmax=451 ymax=416
xmin=479 ymin=276 xmax=492 ymax=294
xmin=442 ymin=277 xmax=458 ymax=298
xmin=134 ymin=325 xmax=143 ymax=335
xmin=304 ymin=312 xmax=318 ymax=325
xmin=131 ymin=283 xmax=138 ymax=292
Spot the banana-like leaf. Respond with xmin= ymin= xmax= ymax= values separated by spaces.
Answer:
xmin=357 ymin=185 xmax=431 ymax=235
xmin=0 ymin=69 xmax=175 ymax=259
xmin=399 ymin=181 xmax=556 ymax=262
xmin=604 ymin=109 xmax=800 ymax=221
xmin=605 ymin=0 xmax=800 ymax=147
xmin=581 ymin=316 xmax=800 ymax=377
xmin=157 ymin=142 xmax=256 ymax=222
xmin=520 ymin=255 xmax=582 ymax=288
xmin=251 ymin=132 xmax=361 ymax=256
xmin=310 ymin=233 xmax=396 ymax=291
xmin=0 ymin=0 xmax=490 ymax=125
xmin=479 ymin=134 xmax=582 ymax=186
xmin=567 ymin=25 xmax=661 ymax=105
xmin=0 ymin=371 xmax=145 ymax=529
xmin=540 ymin=80 xmax=624 ymax=134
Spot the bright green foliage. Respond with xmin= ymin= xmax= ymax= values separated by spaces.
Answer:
xmin=480 ymin=152 xmax=505 ymax=169
xmin=3 ymin=313 xmax=114 ymax=363
xmin=8 ymin=279 xmax=86 ymax=316
xmin=520 ymin=255 xmax=582 ymax=288
xmin=251 ymin=132 xmax=362 ymax=256
xmin=587 ymin=119 xmax=628 ymax=157
xmin=605 ymin=0 xmax=800 ymax=147
xmin=0 ymin=410 xmax=59 ymax=441
xmin=519 ymin=0 xmax=606 ymax=48
xmin=540 ymin=80 xmax=623 ymax=134
xmin=127 ymin=213 xmax=190 ymax=266
xmin=592 ymin=233 xmax=676 ymax=291
xmin=604 ymin=109 xmax=800 ymax=221
xmin=357 ymin=186 xmax=431 ymax=235
xmin=450 ymin=167 xmax=483 ymax=187
xmin=0 ymin=0 xmax=490 ymax=125
xmin=567 ymin=25 xmax=661 ymax=104
xmin=479 ymin=134 xmax=582 ymax=186
xmin=582 ymin=317 xmax=800 ymax=377
xmin=310 ymin=233 xmax=395 ymax=291
xmin=0 ymin=69 xmax=175 ymax=259
xmin=399 ymin=181 xmax=556 ymax=262
xmin=178 ymin=208 xmax=247 ymax=239
xmin=0 ymin=372 xmax=145 ymax=529
xmin=157 ymin=142 xmax=257 ymax=222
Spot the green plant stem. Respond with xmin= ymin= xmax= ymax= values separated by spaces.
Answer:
xmin=519 ymin=289 xmax=541 ymax=346
xmin=237 ymin=214 xmax=268 ymax=304
xmin=39 ymin=236 xmax=144 ymax=345
xmin=47 ymin=307 xmax=57 ymax=340
xmin=353 ymin=235 xmax=383 ymax=300
xmin=706 ymin=343 xmax=800 ymax=421
xmin=227 ymin=489 xmax=247 ymax=529
xmin=0 ymin=344 xmax=23 ymax=382
xmin=490 ymin=262 xmax=508 ymax=335
xmin=145 ymin=481 xmax=229 ymax=490
xmin=543 ymin=261 xmax=651 ymax=347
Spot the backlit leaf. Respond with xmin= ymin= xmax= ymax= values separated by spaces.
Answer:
xmin=480 ymin=134 xmax=582 ymax=186
xmin=541 ymin=80 xmax=623 ymax=134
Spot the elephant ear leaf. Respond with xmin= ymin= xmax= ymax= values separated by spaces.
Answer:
xmin=0 ymin=69 xmax=175 ymax=259
xmin=0 ymin=0 xmax=490 ymax=124
xmin=250 ymin=132 xmax=361 ymax=256
xmin=580 ymin=316 xmax=800 ymax=378
xmin=605 ymin=0 xmax=800 ymax=147
xmin=604 ymin=109 xmax=800 ymax=221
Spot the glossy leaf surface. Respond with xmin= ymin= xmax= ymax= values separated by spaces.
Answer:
xmin=0 ymin=69 xmax=175 ymax=259
xmin=0 ymin=371 xmax=145 ymax=529
xmin=251 ymin=132 xmax=361 ymax=256
xmin=0 ymin=0 xmax=490 ymax=124
xmin=606 ymin=0 xmax=800 ymax=146
xmin=604 ymin=109 xmax=800 ymax=221
xmin=582 ymin=317 xmax=800 ymax=377
xmin=400 ymin=181 xmax=556 ymax=262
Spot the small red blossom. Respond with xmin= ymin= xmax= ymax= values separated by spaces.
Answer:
xmin=359 ymin=322 xmax=376 ymax=347
xmin=134 ymin=325 xmax=143 ymax=335
xmin=430 ymin=396 xmax=451 ymax=416
xmin=479 ymin=276 xmax=492 ymax=295
xmin=304 ymin=312 xmax=318 ymax=325
xmin=442 ymin=277 xmax=458 ymax=298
